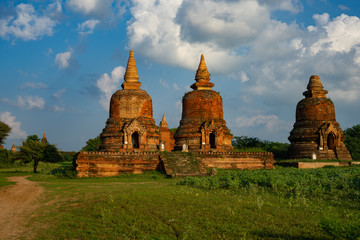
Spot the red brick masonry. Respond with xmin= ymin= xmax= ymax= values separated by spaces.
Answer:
xmin=76 ymin=151 xmax=275 ymax=177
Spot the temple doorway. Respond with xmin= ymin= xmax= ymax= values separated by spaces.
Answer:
xmin=327 ymin=133 xmax=335 ymax=150
xmin=132 ymin=132 xmax=139 ymax=149
xmin=210 ymin=132 xmax=216 ymax=149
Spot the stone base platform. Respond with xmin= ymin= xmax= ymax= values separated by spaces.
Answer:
xmin=198 ymin=152 xmax=275 ymax=170
xmin=76 ymin=151 xmax=275 ymax=177
xmin=276 ymin=161 xmax=360 ymax=169
xmin=76 ymin=151 xmax=160 ymax=177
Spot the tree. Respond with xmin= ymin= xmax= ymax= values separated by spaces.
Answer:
xmin=82 ymin=136 xmax=101 ymax=152
xmin=16 ymin=135 xmax=64 ymax=172
xmin=232 ymin=136 xmax=290 ymax=160
xmin=0 ymin=148 xmax=13 ymax=167
xmin=26 ymin=134 xmax=41 ymax=142
xmin=232 ymin=136 xmax=263 ymax=149
xmin=17 ymin=138 xmax=46 ymax=173
xmin=43 ymin=144 xmax=63 ymax=163
xmin=344 ymin=124 xmax=360 ymax=160
xmin=0 ymin=121 xmax=11 ymax=145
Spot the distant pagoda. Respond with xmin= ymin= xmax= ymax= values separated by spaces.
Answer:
xmin=288 ymin=75 xmax=352 ymax=160
xmin=41 ymin=132 xmax=48 ymax=144
xmin=174 ymin=54 xmax=233 ymax=151
xmin=11 ymin=142 xmax=16 ymax=153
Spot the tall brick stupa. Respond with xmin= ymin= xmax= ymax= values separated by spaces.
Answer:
xmin=174 ymin=54 xmax=233 ymax=151
xmin=100 ymin=50 xmax=160 ymax=151
xmin=288 ymin=75 xmax=352 ymax=160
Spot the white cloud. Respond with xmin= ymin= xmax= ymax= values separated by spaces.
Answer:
xmin=19 ymin=82 xmax=47 ymax=89
xmin=126 ymin=0 xmax=360 ymax=143
xmin=44 ymin=48 xmax=53 ymax=57
xmin=355 ymin=47 xmax=360 ymax=66
xmin=2 ymin=96 xmax=45 ymax=110
xmin=52 ymin=89 xmax=66 ymax=99
xmin=78 ymin=19 xmax=100 ymax=35
xmin=235 ymin=114 xmax=291 ymax=132
xmin=159 ymin=79 xmax=169 ymax=88
xmin=258 ymin=0 xmax=303 ymax=13
xmin=338 ymin=5 xmax=350 ymax=11
xmin=313 ymin=13 xmax=329 ymax=26
xmin=0 ymin=112 xmax=27 ymax=140
xmin=127 ymin=0 xmax=301 ymax=74
xmin=175 ymin=100 xmax=182 ymax=115
xmin=96 ymin=66 xmax=126 ymax=110
xmin=52 ymin=105 xmax=65 ymax=112
xmin=176 ymin=0 xmax=269 ymax=48
xmin=240 ymin=72 xmax=249 ymax=83
xmin=45 ymin=1 xmax=63 ymax=19
xmin=0 ymin=3 xmax=57 ymax=41
xmin=20 ymin=96 xmax=45 ymax=109
xmin=55 ymin=50 xmax=72 ymax=69
xmin=309 ymin=14 xmax=360 ymax=55
xmin=128 ymin=1 xmax=360 ymax=106
xmin=67 ymin=0 xmax=113 ymax=17
xmin=173 ymin=83 xmax=181 ymax=91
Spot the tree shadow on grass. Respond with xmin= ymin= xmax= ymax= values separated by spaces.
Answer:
xmin=50 ymin=163 xmax=77 ymax=178
xmin=251 ymin=229 xmax=330 ymax=240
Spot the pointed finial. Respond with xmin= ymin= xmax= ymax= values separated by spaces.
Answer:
xmin=160 ymin=113 xmax=169 ymax=129
xmin=41 ymin=132 xmax=48 ymax=144
xmin=124 ymin=50 xmax=139 ymax=83
xmin=122 ymin=50 xmax=142 ymax=90
xmin=191 ymin=54 xmax=214 ymax=90
xmin=195 ymin=54 xmax=210 ymax=82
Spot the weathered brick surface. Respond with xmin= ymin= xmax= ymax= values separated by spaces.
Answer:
xmin=100 ymin=51 xmax=160 ymax=152
xmin=296 ymin=98 xmax=335 ymax=121
xmin=288 ymin=75 xmax=352 ymax=161
xmin=159 ymin=114 xmax=175 ymax=151
xmin=109 ymin=90 xmax=153 ymax=120
xmin=198 ymin=152 xmax=275 ymax=170
xmin=77 ymin=52 xmax=276 ymax=177
xmin=76 ymin=151 xmax=160 ymax=177
xmin=77 ymin=151 xmax=275 ymax=177
xmin=174 ymin=55 xmax=233 ymax=151
xmin=181 ymin=90 xmax=223 ymax=119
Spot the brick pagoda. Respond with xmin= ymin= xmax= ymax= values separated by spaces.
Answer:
xmin=99 ymin=50 xmax=160 ymax=151
xmin=288 ymin=75 xmax=352 ymax=160
xmin=174 ymin=54 xmax=233 ymax=151
xmin=76 ymin=53 xmax=275 ymax=177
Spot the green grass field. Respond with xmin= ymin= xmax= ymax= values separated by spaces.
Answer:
xmin=1 ymin=162 xmax=359 ymax=239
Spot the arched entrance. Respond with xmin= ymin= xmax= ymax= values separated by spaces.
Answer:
xmin=210 ymin=132 xmax=216 ymax=149
xmin=327 ymin=132 xmax=335 ymax=150
xmin=132 ymin=132 xmax=139 ymax=149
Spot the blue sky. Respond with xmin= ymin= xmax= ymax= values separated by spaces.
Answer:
xmin=1 ymin=0 xmax=360 ymax=151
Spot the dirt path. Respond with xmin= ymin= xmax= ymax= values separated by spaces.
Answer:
xmin=0 ymin=176 xmax=44 ymax=240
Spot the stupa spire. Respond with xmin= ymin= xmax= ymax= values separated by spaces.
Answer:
xmin=195 ymin=54 xmax=210 ymax=82
xmin=303 ymin=75 xmax=328 ymax=98
xmin=307 ymin=75 xmax=323 ymax=91
xmin=122 ymin=50 xmax=142 ymax=90
xmin=191 ymin=54 xmax=214 ymax=90
xmin=160 ymin=113 xmax=169 ymax=128
xmin=41 ymin=132 xmax=48 ymax=144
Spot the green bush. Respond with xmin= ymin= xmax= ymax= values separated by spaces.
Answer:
xmin=344 ymin=124 xmax=360 ymax=160
xmin=319 ymin=216 xmax=360 ymax=240
xmin=82 ymin=136 xmax=101 ymax=152
xmin=0 ymin=148 xmax=13 ymax=168
xmin=178 ymin=167 xmax=360 ymax=201
xmin=232 ymin=136 xmax=289 ymax=159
